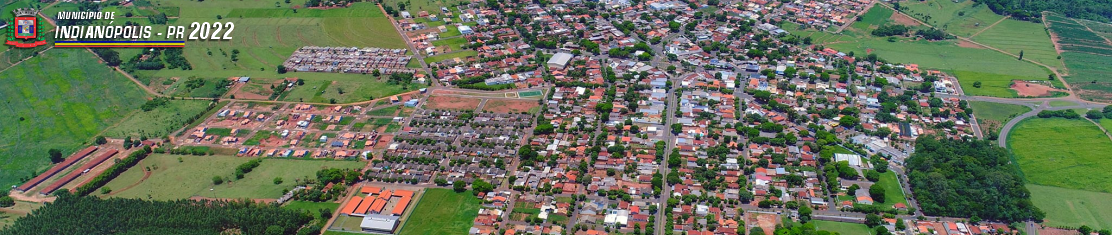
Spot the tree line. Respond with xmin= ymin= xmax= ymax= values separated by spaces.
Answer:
xmin=0 ymin=191 xmax=314 ymax=235
xmin=972 ymin=0 xmax=1112 ymax=22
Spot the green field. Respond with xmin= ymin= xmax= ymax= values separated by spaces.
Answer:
xmin=792 ymin=15 xmax=1054 ymax=98
xmin=121 ymin=1 xmax=412 ymax=102
xmin=397 ymin=188 xmax=481 ymax=235
xmin=971 ymin=18 xmax=1063 ymax=71
xmin=431 ymin=37 xmax=469 ymax=51
xmin=284 ymin=201 xmax=341 ymax=219
xmin=425 ymin=50 xmax=478 ymax=64
xmin=102 ymin=154 xmax=364 ymax=200
xmin=367 ymin=106 xmax=400 ymax=116
xmin=970 ymin=101 xmax=1030 ymax=123
xmin=0 ymin=49 xmax=148 ymax=188
xmin=1029 ymin=184 xmax=1112 ymax=230
xmin=1008 ymin=118 xmax=1112 ymax=193
xmin=381 ymin=0 xmax=468 ymax=14
xmin=873 ymin=171 xmax=909 ymax=209
xmin=103 ymin=100 xmax=212 ymax=138
xmin=793 ymin=2 xmax=1057 ymax=98
xmin=280 ymin=75 xmax=424 ymax=104
xmin=812 ymin=220 xmax=874 ymax=235
xmin=1049 ymin=100 xmax=1078 ymax=107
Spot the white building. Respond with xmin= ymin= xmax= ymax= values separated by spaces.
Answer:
xmin=547 ymin=52 xmax=573 ymax=70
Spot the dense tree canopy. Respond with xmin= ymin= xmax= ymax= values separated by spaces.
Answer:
xmin=1 ymin=192 xmax=313 ymax=235
xmin=906 ymin=136 xmax=1044 ymax=222
xmin=972 ymin=0 xmax=1112 ymax=22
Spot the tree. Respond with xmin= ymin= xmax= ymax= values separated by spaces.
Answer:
xmin=319 ymin=208 xmax=332 ymax=219
xmin=273 ymin=177 xmax=283 ymax=185
xmin=667 ymin=150 xmax=682 ymax=167
xmin=869 ymin=183 xmax=886 ymax=203
xmin=471 ymin=179 xmax=494 ymax=195
xmin=277 ymin=65 xmax=287 ymax=74
xmin=372 ymin=69 xmax=381 ymax=77
xmin=1087 ymin=109 xmax=1103 ymax=119
xmin=1097 ymin=229 xmax=1111 ymax=235
xmin=876 ymin=226 xmax=892 ymax=235
xmin=212 ymin=176 xmax=224 ymax=185
xmin=895 ymin=218 xmax=906 ymax=230
xmin=865 ymin=213 xmax=882 ymax=227
xmin=749 ymin=226 xmax=765 ymax=235
xmin=865 ymin=170 xmax=881 ymax=182
xmin=671 ymin=123 xmax=682 ymax=134
xmin=435 ymin=178 xmax=449 ymax=186
xmin=453 ymin=180 xmax=466 ymax=192
xmin=48 ymin=149 xmax=64 ymax=164
xmin=1079 ymin=226 xmax=1093 ymax=235
xmin=1018 ymin=50 xmax=1024 ymax=60
xmin=0 ymin=196 xmax=14 ymax=207
xmin=798 ymin=205 xmax=813 ymax=222
xmin=973 ymin=81 xmax=982 ymax=88
xmin=265 ymin=225 xmax=285 ymax=235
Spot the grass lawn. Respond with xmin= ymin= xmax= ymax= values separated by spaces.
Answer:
xmin=103 ymin=100 xmax=213 ymax=138
xmin=381 ymin=0 xmax=469 ymax=14
xmin=425 ymin=50 xmax=478 ymax=64
xmin=812 ymin=220 xmax=874 ymax=235
xmin=0 ymin=48 xmax=147 ymax=188
xmin=1049 ymin=100 xmax=1078 ymax=107
xmin=367 ymin=106 xmax=400 ymax=116
xmin=102 ymin=154 xmax=364 ymax=200
xmin=970 ymin=101 xmax=1030 ymax=123
xmin=431 ymin=37 xmax=469 ymax=51
xmin=397 ymin=188 xmax=481 ymax=235
xmin=284 ymin=201 xmax=341 ymax=219
xmin=1008 ymin=118 xmax=1112 ymax=193
xmin=1028 ymin=184 xmax=1112 ymax=230
xmin=872 ymin=171 xmax=909 ymax=209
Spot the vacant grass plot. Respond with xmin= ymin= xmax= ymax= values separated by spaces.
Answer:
xmin=872 ymin=171 xmax=909 ymax=209
xmin=280 ymin=75 xmax=423 ymax=104
xmin=382 ymin=0 xmax=468 ymax=14
xmin=424 ymin=96 xmax=481 ymax=111
xmin=1029 ymin=184 xmax=1112 ymax=230
xmin=398 ymin=188 xmax=480 ymax=235
xmin=481 ymin=99 xmax=539 ymax=113
xmin=812 ymin=220 xmax=874 ymax=235
xmin=104 ymin=154 xmax=364 ymax=200
xmin=0 ymin=49 xmax=147 ymax=188
xmin=431 ymin=37 xmax=469 ymax=51
xmin=103 ymin=100 xmax=212 ymax=139
xmin=970 ymin=101 xmax=1030 ymax=123
xmin=425 ymin=50 xmax=478 ymax=64
xmin=895 ymin=0 xmax=1003 ymax=37
xmin=283 ymin=201 xmax=340 ymax=219
xmin=1008 ymin=118 xmax=1112 ymax=193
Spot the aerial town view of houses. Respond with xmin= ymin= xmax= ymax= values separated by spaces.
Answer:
xmin=4 ymin=0 xmax=1112 ymax=234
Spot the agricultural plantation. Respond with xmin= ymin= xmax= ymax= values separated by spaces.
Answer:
xmin=1046 ymin=13 xmax=1112 ymax=101
xmin=0 ymin=49 xmax=147 ymax=188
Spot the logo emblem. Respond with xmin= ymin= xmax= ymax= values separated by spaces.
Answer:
xmin=6 ymin=8 xmax=46 ymax=48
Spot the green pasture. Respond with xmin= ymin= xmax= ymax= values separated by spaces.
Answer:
xmin=103 ymin=100 xmax=212 ymax=138
xmin=1029 ymin=184 xmax=1112 ymax=230
xmin=0 ymin=49 xmax=147 ymax=188
xmin=103 ymin=154 xmax=364 ymax=200
xmin=1008 ymin=118 xmax=1112 ymax=193
xmin=397 ymin=188 xmax=481 ymax=235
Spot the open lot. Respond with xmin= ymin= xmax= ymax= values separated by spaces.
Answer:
xmin=1008 ymin=118 xmax=1112 ymax=193
xmin=397 ymin=188 xmax=481 ymax=235
xmin=481 ymin=99 xmax=540 ymax=114
xmin=103 ymin=100 xmax=213 ymax=138
xmin=1029 ymin=184 xmax=1112 ymax=230
xmin=813 ymin=220 xmax=874 ymax=235
xmin=0 ymin=49 xmax=147 ymax=188
xmin=424 ymin=95 xmax=482 ymax=111
xmin=970 ymin=101 xmax=1030 ymax=136
xmin=102 ymin=154 xmax=364 ymax=200
xmin=872 ymin=171 xmax=909 ymax=209
xmin=281 ymin=75 xmax=423 ymax=104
